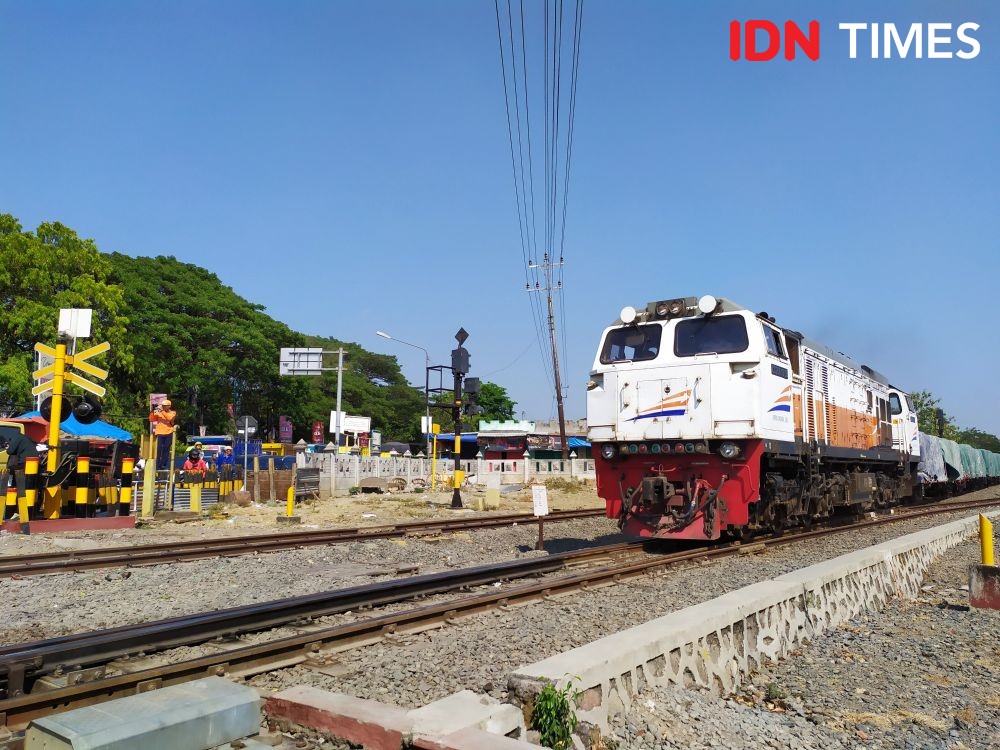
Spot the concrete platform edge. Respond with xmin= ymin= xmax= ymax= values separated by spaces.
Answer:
xmin=507 ymin=510 xmax=999 ymax=736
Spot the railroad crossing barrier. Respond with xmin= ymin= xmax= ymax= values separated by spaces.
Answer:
xmin=2 ymin=457 xmax=138 ymax=528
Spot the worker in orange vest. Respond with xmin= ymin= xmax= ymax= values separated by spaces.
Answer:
xmin=149 ymin=399 xmax=177 ymax=470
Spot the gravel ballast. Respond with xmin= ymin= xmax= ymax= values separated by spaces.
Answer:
xmin=248 ymin=496 xmax=1000 ymax=710
xmin=0 ymin=516 xmax=624 ymax=644
xmin=5 ymin=489 xmax=999 ymax=740
xmin=608 ymin=535 xmax=1000 ymax=749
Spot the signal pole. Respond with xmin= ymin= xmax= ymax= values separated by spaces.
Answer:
xmin=528 ymin=254 xmax=569 ymax=459
xmin=450 ymin=328 xmax=470 ymax=509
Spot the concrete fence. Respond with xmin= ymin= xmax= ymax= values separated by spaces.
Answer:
xmin=297 ymin=454 xmax=595 ymax=496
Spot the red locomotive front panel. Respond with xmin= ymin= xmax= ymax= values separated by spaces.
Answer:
xmin=595 ymin=440 xmax=763 ymax=540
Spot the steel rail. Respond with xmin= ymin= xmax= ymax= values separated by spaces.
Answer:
xmin=0 ymin=508 xmax=604 ymax=579
xmin=0 ymin=541 xmax=643 ymax=688
xmin=1 ymin=497 xmax=997 ymax=729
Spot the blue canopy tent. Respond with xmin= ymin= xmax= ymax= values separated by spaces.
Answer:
xmin=18 ymin=411 xmax=133 ymax=441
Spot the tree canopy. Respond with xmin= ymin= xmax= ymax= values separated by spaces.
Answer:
xmin=910 ymin=389 xmax=1000 ymax=450
xmin=0 ymin=215 xmax=131 ymax=416
xmin=0 ymin=213 xmax=439 ymax=444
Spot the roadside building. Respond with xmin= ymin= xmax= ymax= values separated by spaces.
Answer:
xmin=477 ymin=419 xmax=591 ymax=459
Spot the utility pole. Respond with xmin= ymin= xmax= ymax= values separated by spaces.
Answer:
xmin=528 ymin=253 xmax=569 ymax=459
xmin=333 ymin=347 xmax=346 ymax=453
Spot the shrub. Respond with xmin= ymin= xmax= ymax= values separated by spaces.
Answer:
xmin=765 ymin=682 xmax=786 ymax=701
xmin=348 ymin=486 xmax=361 ymax=496
xmin=530 ymin=680 xmax=580 ymax=750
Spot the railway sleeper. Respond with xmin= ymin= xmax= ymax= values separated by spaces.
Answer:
xmin=31 ymin=665 xmax=106 ymax=693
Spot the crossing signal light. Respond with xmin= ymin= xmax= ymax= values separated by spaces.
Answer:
xmin=40 ymin=395 xmax=73 ymax=424
xmin=462 ymin=377 xmax=483 ymax=416
xmin=73 ymin=394 xmax=103 ymax=425
xmin=451 ymin=347 xmax=470 ymax=375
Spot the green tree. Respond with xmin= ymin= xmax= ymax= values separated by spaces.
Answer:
xmin=478 ymin=381 xmax=516 ymax=422
xmin=955 ymin=427 xmax=1000 ymax=453
xmin=430 ymin=380 xmax=517 ymax=433
xmin=0 ymin=214 xmax=426 ymax=444
xmin=107 ymin=253 xmax=311 ymax=440
xmin=0 ymin=215 xmax=132 ymax=413
xmin=910 ymin=390 xmax=958 ymax=440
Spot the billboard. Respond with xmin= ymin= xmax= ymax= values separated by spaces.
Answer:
xmin=330 ymin=412 xmax=371 ymax=434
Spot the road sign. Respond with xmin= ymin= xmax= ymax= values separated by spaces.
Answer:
xmin=74 ymin=341 xmax=110 ymax=365
xmin=33 ymin=358 xmax=55 ymax=382
xmin=279 ymin=348 xmax=323 ymax=376
xmin=455 ymin=327 xmax=469 ymax=345
xmin=330 ymin=412 xmax=370 ymax=433
xmin=31 ymin=381 xmax=54 ymax=397
xmin=58 ymin=308 xmax=92 ymax=339
xmin=237 ymin=415 xmax=258 ymax=436
xmin=64 ymin=371 xmax=106 ymax=397
xmin=32 ymin=340 xmax=111 ymax=398
xmin=532 ymin=485 xmax=550 ymax=517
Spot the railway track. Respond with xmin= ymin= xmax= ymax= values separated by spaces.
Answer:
xmin=0 ymin=507 xmax=604 ymax=579
xmin=1 ymin=497 xmax=997 ymax=732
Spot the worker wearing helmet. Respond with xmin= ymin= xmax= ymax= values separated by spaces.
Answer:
xmin=182 ymin=449 xmax=207 ymax=477
xmin=149 ymin=399 xmax=177 ymax=470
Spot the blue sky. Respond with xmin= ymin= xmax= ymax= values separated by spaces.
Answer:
xmin=2 ymin=1 xmax=998 ymax=433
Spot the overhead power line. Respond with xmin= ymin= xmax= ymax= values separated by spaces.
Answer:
xmin=493 ymin=0 xmax=584 ymax=458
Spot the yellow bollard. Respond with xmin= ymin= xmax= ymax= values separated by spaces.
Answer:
xmin=189 ymin=480 xmax=202 ymax=514
xmin=141 ymin=459 xmax=156 ymax=518
xmin=20 ymin=456 xmax=39 ymax=521
xmin=981 ymin=514 xmax=995 ymax=566
xmin=286 ymin=485 xmax=295 ymax=517
xmin=75 ymin=457 xmax=90 ymax=515
xmin=119 ymin=457 xmax=134 ymax=516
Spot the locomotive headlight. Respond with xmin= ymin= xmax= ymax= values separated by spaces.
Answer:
xmin=600 ymin=444 xmax=617 ymax=460
xmin=719 ymin=442 xmax=741 ymax=459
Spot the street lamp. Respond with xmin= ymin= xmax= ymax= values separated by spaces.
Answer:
xmin=376 ymin=331 xmax=431 ymax=460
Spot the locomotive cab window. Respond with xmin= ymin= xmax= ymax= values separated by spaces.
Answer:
xmin=674 ymin=315 xmax=749 ymax=357
xmin=889 ymin=393 xmax=903 ymax=415
xmin=600 ymin=324 xmax=662 ymax=364
xmin=762 ymin=324 xmax=786 ymax=359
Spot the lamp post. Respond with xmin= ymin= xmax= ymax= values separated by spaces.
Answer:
xmin=376 ymin=331 xmax=431 ymax=460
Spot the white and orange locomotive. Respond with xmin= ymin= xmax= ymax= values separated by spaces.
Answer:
xmin=587 ymin=295 xmax=921 ymax=540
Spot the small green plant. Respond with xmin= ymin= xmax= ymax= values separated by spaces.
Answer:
xmin=531 ymin=680 xmax=581 ymax=750
xmin=765 ymin=682 xmax=786 ymax=701
xmin=348 ymin=486 xmax=361 ymax=496
xmin=412 ymin=486 xmax=425 ymax=494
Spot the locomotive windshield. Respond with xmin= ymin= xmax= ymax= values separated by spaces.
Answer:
xmin=674 ymin=315 xmax=749 ymax=357
xmin=600 ymin=324 xmax=662 ymax=364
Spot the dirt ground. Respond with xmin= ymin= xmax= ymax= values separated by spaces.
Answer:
xmin=221 ymin=479 xmax=602 ymax=526
xmin=0 ymin=480 xmax=605 ymax=554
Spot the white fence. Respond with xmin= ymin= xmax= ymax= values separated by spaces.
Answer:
xmin=298 ymin=453 xmax=595 ymax=495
